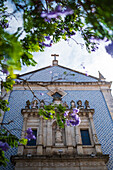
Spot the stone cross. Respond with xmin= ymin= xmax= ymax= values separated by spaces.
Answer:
xmin=51 ymin=54 xmax=59 ymax=60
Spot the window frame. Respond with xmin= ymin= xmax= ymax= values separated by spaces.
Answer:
xmin=80 ymin=129 xmax=91 ymax=146
xmin=27 ymin=129 xmax=37 ymax=146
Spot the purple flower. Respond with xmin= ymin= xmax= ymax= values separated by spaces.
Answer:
xmin=105 ymin=41 xmax=113 ymax=57
xmin=41 ymin=42 xmax=52 ymax=47
xmin=50 ymin=40 xmax=53 ymax=43
xmin=41 ymin=6 xmax=74 ymax=20
xmin=0 ymin=141 xmax=10 ymax=151
xmin=47 ymin=11 xmax=58 ymax=19
xmin=85 ymin=71 xmax=89 ymax=76
xmin=25 ymin=134 xmax=36 ymax=141
xmin=73 ymin=108 xmax=79 ymax=113
xmin=5 ymin=23 xmax=9 ymax=28
xmin=2 ymin=69 xmax=9 ymax=75
xmin=44 ymin=18 xmax=51 ymax=23
xmin=69 ymin=117 xmax=81 ymax=126
xmin=56 ymin=5 xmax=62 ymax=12
xmin=41 ymin=12 xmax=47 ymax=18
xmin=25 ymin=128 xmax=36 ymax=141
xmin=63 ymin=8 xmax=74 ymax=16
xmin=64 ymin=111 xmax=69 ymax=117
xmin=40 ymin=93 xmax=44 ymax=96
xmin=61 ymin=29 xmax=65 ymax=33
xmin=66 ymin=120 xmax=70 ymax=126
xmin=26 ymin=128 xmax=33 ymax=134
xmin=45 ymin=36 xmax=51 ymax=40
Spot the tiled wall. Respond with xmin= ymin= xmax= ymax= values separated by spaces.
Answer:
xmin=1 ymin=90 xmax=112 ymax=170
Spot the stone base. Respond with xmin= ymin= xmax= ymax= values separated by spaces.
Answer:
xmin=11 ymin=154 xmax=109 ymax=170
xmin=55 ymin=143 xmax=64 ymax=146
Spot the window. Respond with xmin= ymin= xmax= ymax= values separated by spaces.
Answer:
xmin=27 ymin=129 xmax=37 ymax=146
xmin=80 ymin=129 xmax=91 ymax=145
xmin=52 ymin=92 xmax=62 ymax=98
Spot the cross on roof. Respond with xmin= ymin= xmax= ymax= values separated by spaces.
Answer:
xmin=51 ymin=54 xmax=59 ymax=60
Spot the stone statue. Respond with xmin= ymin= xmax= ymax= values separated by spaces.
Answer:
xmin=40 ymin=100 xmax=45 ymax=108
xmin=70 ymin=100 xmax=76 ymax=108
xmin=32 ymin=100 xmax=38 ymax=109
xmin=55 ymin=127 xmax=62 ymax=143
xmin=25 ymin=100 xmax=31 ymax=109
xmin=63 ymin=101 xmax=68 ymax=109
xmin=77 ymin=100 xmax=84 ymax=109
xmin=85 ymin=100 xmax=90 ymax=109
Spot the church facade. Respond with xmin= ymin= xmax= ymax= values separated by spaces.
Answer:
xmin=1 ymin=58 xmax=113 ymax=170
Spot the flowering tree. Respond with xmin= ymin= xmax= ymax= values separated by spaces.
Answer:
xmin=0 ymin=0 xmax=113 ymax=167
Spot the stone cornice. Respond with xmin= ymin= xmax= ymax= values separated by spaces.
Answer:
xmin=21 ymin=108 xmax=94 ymax=118
xmin=13 ymin=81 xmax=112 ymax=91
xmin=15 ymin=81 xmax=111 ymax=86
xmin=11 ymin=154 xmax=109 ymax=164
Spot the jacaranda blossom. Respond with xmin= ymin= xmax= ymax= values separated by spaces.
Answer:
xmin=73 ymin=108 xmax=79 ymax=113
xmin=41 ymin=5 xmax=74 ymax=19
xmin=0 ymin=141 xmax=10 ymax=151
xmin=64 ymin=111 xmax=69 ymax=117
xmin=2 ymin=69 xmax=9 ymax=75
xmin=25 ymin=128 xmax=36 ymax=141
xmin=65 ymin=108 xmax=81 ymax=126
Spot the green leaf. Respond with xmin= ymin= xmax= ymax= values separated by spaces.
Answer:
xmin=19 ymin=138 xmax=28 ymax=145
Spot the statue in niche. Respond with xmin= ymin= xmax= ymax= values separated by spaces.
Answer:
xmin=55 ymin=127 xmax=62 ymax=143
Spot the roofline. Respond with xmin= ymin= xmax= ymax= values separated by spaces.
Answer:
xmin=57 ymin=65 xmax=99 ymax=80
xmin=17 ymin=65 xmax=51 ymax=77
xmin=18 ymin=64 xmax=99 ymax=81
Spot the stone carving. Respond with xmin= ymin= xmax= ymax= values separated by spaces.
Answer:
xmin=53 ymin=97 xmax=62 ymax=105
xmin=63 ymin=101 xmax=68 ymax=108
xmin=40 ymin=100 xmax=45 ymax=108
xmin=70 ymin=100 xmax=76 ymax=108
xmin=93 ymin=134 xmax=98 ymax=143
xmin=77 ymin=100 xmax=84 ymax=109
xmin=20 ymin=161 xmax=79 ymax=167
xmin=56 ymin=127 xmax=62 ymax=143
xmin=85 ymin=100 xmax=90 ymax=109
xmin=25 ymin=100 xmax=31 ymax=109
xmin=32 ymin=100 xmax=38 ymax=109
xmin=16 ymin=160 xmax=104 ymax=168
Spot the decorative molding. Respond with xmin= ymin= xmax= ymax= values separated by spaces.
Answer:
xmin=47 ymin=88 xmax=67 ymax=98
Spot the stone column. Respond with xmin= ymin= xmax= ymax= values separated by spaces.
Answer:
xmin=18 ymin=113 xmax=28 ymax=155
xmin=46 ymin=120 xmax=52 ymax=154
xmin=101 ymin=89 xmax=113 ymax=120
xmin=75 ymin=126 xmax=83 ymax=154
xmin=65 ymin=126 xmax=74 ymax=154
xmin=89 ymin=112 xmax=102 ymax=154
xmin=21 ymin=113 xmax=28 ymax=138
xmin=37 ymin=116 xmax=43 ymax=155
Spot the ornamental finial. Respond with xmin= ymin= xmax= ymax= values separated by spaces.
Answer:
xmin=51 ymin=54 xmax=59 ymax=66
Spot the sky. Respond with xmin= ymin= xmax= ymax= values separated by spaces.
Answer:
xmin=17 ymin=34 xmax=113 ymax=95
xmin=2 ymin=0 xmax=113 ymax=95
